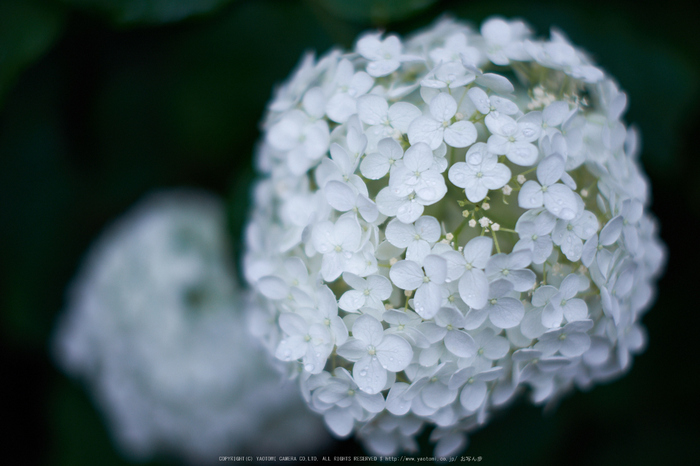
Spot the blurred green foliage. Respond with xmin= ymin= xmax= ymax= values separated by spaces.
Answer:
xmin=0 ymin=0 xmax=66 ymax=105
xmin=57 ymin=0 xmax=236 ymax=25
xmin=1 ymin=0 xmax=699 ymax=465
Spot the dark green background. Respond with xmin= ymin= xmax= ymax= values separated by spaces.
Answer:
xmin=2 ymin=0 xmax=699 ymax=464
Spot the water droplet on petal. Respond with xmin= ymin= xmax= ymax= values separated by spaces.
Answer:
xmin=304 ymin=364 xmax=314 ymax=372
xmin=359 ymin=370 xmax=367 ymax=376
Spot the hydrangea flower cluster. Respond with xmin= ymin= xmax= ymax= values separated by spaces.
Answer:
xmin=53 ymin=190 xmax=329 ymax=463
xmin=244 ymin=17 xmax=666 ymax=456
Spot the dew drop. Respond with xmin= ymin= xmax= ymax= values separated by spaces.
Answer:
xmin=304 ymin=364 xmax=314 ymax=372
xmin=530 ymin=197 xmax=537 ymax=203
xmin=283 ymin=350 xmax=291 ymax=359
xmin=359 ymin=370 xmax=368 ymax=376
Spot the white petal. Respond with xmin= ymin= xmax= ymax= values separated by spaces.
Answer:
xmin=354 ymin=355 xmax=387 ymax=394
xmin=460 ymin=381 xmax=487 ymax=411
xmin=581 ymin=235 xmax=598 ymax=268
xmin=506 ymin=141 xmax=538 ymax=166
xmin=415 ymin=215 xmax=441 ymax=242
xmin=541 ymin=302 xmax=563 ymax=328
xmin=583 ymin=336 xmax=611 ymax=366
xmin=360 ymin=153 xmax=390 ymax=179
xmin=367 ymin=59 xmax=401 ymax=77
xmin=600 ymin=215 xmax=623 ymax=246
xmin=389 ymin=102 xmax=422 ymax=133
xmin=367 ymin=275 xmax=392 ymax=300
xmin=560 ymin=234 xmax=583 ymax=262
xmin=376 ymin=187 xmax=402 ymax=217
xmin=444 ymin=121 xmax=477 ymax=148
xmin=483 ymin=335 xmax=510 ymax=360
xmin=257 ymin=275 xmax=288 ymax=299
xmin=482 ymin=163 xmax=511 ymax=189
xmin=385 ymin=218 xmax=416 ymax=248
xmin=468 ymin=87 xmax=491 ymax=114
xmin=352 ymin=314 xmax=385 ymax=345
xmin=275 ymin=335 xmax=307 ymax=361
xmin=357 ymin=94 xmax=388 ymax=125
xmin=408 ymin=116 xmax=443 ymax=150
xmin=325 ymin=180 xmax=357 ymax=212
xmin=463 ymin=236 xmax=493 ymax=268
xmin=573 ymin=210 xmax=599 ymax=240
xmin=390 ymin=260 xmax=424 ymax=290
xmin=324 ymin=408 xmax=354 ymax=437
xmin=463 ymin=307 xmax=489 ymax=330
xmin=326 ymin=93 xmax=357 ymax=123
xmin=458 ymin=269 xmax=489 ymax=309
xmin=357 ymin=194 xmax=379 ymax=222
xmin=339 ymin=290 xmax=366 ymax=312
xmin=279 ymin=312 xmax=307 ymax=336
xmin=356 ymin=391 xmax=386 ymax=413
xmin=396 ymin=200 xmax=424 ymax=224
xmin=506 ymin=269 xmax=536 ymax=292
xmin=484 ymin=112 xmax=515 ymax=136
xmin=543 ymin=101 xmax=570 ymax=126
xmin=447 ymin=162 xmax=472 ymax=189
xmin=386 ymin=383 xmax=412 ymax=415
xmin=476 ymin=72 xmax=514 ymax=94
xmin=407 ymin=241 xmax=430 ymax=263
xmin=337 ymin=338 xmax=368 ymax=361
xmin=543 ymin=184 xmax=578 ymax=220
xmin=491 ymin=96 xmax=519 ymax=115
xmin=377 ymin=334 xmax=414 ymax=372
xmin=444 ymin=330 xmax=477 ymax=358
xmin=518 ymin=181 xmax=544 ymax=209
xmin=563 ymin=298 xmax=588 ymax=322
xmin=429 ymin=92 xmax=457 ymax=121
xmin=489 ymin=297 xmax=524 ymax=329
xmin=331 ymin=316 xmax=349 ymax=346
xmin=536 ymin=154 xmax=565 ymax=186
xmin=560 ymin=333 xmax=591 ymax=357
xmin=424 ymin=255 xmax=447 ymax=284
xmin=414 ymin=282 xmax=443 ymax=319
xmin=311 ymin=221 xmax=335 ymax=254
xmin=421 ymin=382 xmax=456 ymax=409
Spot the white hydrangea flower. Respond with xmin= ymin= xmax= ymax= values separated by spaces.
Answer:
xmin=244 ymin=16 xmax=666 ymax=458
xmin=518 ymin=153 xmax=579 ymax=219
xmin=448 ymin=142 xmax=511 ymax=203
xmin=337 ymin=315 xmax=414 ymax=394
xmin=53 ymin=191 xmax=329 ymax=463
xmin=408 ymin=92 xmax=477 ymax=150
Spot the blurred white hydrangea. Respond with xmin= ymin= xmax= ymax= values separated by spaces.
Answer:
xmin=244 ymin=15 xmax=667 ymax=457
xmin=53 ymin=190 xmax=329 ymax=463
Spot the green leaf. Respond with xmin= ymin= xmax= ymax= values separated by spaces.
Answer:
xmin=309 ymin=0 xmax=439 ymax=25
xmin=59 ymin=0 xmax=236 ymax=25
xmin=0 ymin=0 xmax=66 ymax=106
